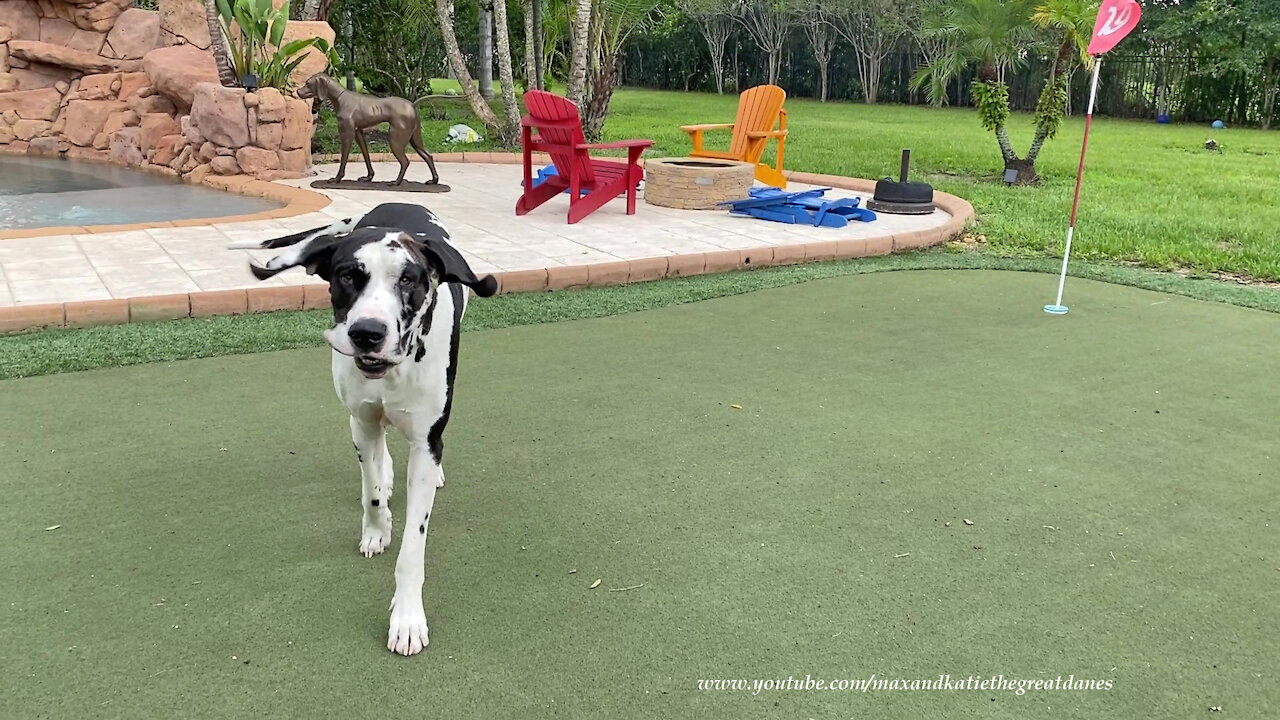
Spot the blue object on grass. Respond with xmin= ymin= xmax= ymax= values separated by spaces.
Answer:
xmin=718 ymin=186 xmax=877 ymax=228
xmin=1212 ymin=120 xmax=1226 ymax=129
xmin=1043 ymin=304 xmax=1069 ymax=315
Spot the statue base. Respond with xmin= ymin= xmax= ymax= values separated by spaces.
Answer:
xmin=310 ymin=179 xmax=452 ymax=193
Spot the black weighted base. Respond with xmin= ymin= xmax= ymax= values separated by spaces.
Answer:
xmin=866 ymin=199 xmax=936 ymax=215
xmin=310 ymin=179 xmax=452 ymax=193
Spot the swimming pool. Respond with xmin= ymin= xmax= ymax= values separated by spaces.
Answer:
xmin=0 ymin=155 xmax=284 ymax=230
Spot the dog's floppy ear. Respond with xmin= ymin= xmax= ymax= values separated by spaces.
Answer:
xmin=251 ymin=233 xmax=345 ymax=280
xmin=410 ymin=232 xmax=498 ymax=297
xmin=228 ymin=217 xmax=358 ymax=280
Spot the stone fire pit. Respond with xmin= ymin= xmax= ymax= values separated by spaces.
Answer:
xmin=643 ymin=157 xmax=755 ymax=210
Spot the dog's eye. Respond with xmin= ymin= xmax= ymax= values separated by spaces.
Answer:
xmin=338 ymin=271 xmax=358 ymax=287
xmin=398 ymin=275 xmax=415 ymax=288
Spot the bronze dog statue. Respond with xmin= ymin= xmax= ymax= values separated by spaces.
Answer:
xmin=298 ymin=73 xmax=440 ymax=186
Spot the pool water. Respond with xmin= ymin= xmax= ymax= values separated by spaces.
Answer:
xmin=0 ymin=155 xmax=284 ymax=229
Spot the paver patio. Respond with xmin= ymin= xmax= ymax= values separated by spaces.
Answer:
xmin=0 ymin=160 xmax=967 ymax=329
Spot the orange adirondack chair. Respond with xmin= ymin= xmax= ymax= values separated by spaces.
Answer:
xmin=681 ymin=85 xmax=788 ymax=188
xmin=516 ymin=90 xmax=653 ymax=224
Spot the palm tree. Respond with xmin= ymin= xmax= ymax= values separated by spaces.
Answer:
xmin=205 ymin=0 xmax=239 ymax=87
xmin=567 ymin=0 xmax=593 ymax=104
xmin=911 ymin=0 xmax=1096 ymax=183
xmin=427 ymin=0 xmax=513 ymax=142
xmin=1025 ymin=0 xmax=1098 ymax=164
xmin=490 ymin=0 xmax=523 ymax=133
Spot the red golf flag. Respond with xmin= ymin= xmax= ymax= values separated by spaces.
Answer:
xmin=1088 ymin=0 xmax=1142 ymax=55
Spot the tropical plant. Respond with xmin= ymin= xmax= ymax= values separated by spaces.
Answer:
xmin=215 ymin=0 xmax=331 ymax=90
xmin=580 ymin=0 xmax=667 ymax=138
xmin=911 ymin=0 xmax=1081 ymax=183
xmin=1025 ymin=0 xmax=1098 ymax=164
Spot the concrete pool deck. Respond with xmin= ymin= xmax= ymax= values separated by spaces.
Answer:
xmin=0 ymin=155 xmax=973 ymax=333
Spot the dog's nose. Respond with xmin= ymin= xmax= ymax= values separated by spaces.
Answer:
xmin=348 ymin=319 xmax=387 ymax=352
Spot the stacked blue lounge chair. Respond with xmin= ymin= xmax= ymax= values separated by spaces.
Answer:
xmin=718 ymin=187 xmax=877 ymax=228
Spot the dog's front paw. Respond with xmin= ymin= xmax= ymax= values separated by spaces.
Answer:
xmin=436 ymin=470 xmax=445 ymax=489
xmin=359 ymin=509 xmax=393 ymax=557
xmin=387 ymin=596 xmax=430 ymax=656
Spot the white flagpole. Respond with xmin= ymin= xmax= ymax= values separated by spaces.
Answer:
xmin=1045 ymin=56 xmax=1103 ymax=316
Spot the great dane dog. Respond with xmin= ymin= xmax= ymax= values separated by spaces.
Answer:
xmin=231 ymin=203 xmax=496 ymax=655
xmin=297 ymin=73 xmax=441 ymax=186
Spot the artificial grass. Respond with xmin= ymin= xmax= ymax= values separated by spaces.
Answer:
xmin=1 ymin=271 xmax=1277 ymax=718
xmin=5 ymin=252 xmax=1280 ymax=380
xmin=319 ymin=86 xmax=1280 ymax=280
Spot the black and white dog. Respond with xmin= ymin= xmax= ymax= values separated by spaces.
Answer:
xmin=232 ymin=203 xmax=497 ymax=655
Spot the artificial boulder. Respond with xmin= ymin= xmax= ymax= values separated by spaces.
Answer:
xmin=235 ymin=145 xmax=278 ymax=174
xmin=0 ymin=1 xmax=40 ymax=42
xmin=210 ymin=154 xmax=239 ymax=175
xmin=141 ymin=44 xmax=216 ymax=111
xmin=12 ymin=117 xmax=50 ymax=140
xmin=62 ymin=98 xmax=125 ymax=146
xmin=139 ymin=110 xmax=178 ymax=150
xmin=255 ymin=87 xmax=285 ymax=123
xmin=101 ymin=108 xmax=137 ymax=135
xmin=117 ymin=71 xmax=147 ymax=100
xmin=152 ymin=133 xmax=183 ymax=165
xmin=190 ymin=82 xmax=247 ymax=148
xmin=108 ymin=125 xmax=142 ymax=165
xmin=279 ymin=97 xmax=309 ymax=150
xmin=0 ymin=86 xmax=59 ymax=120
xmin=276 ymin=147 xmax=307 ymax=173
xmin=105 ymin=8 xmax=160 ymax=60
xmin=276 ymin=20 xmax=334 ymax=87
xmin=76 ymin=71 xmax=119 ymax=99
xmin=9 ymin=39 xmax=119 ymax=74
xmin=127 ymin=92 xmax=174 ymax=116
xmin=157 ymin=0 xmax=210 ymax=49
xmin=254 ymin=121 xmax=281 ymax=149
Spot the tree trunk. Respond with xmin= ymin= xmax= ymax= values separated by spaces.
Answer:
xmin=478 ymin=3 xmax=494 ymax=99
xmin=436 ymin=0 xmax=502 ymax=132
xmin=204 ymin=0 xmax=238 ymax=87
xmin=767 ymin=50 xmax=779 ymax=85
xmin=532 ymin=0 xmax=545 ymax=89
xmin=583 ymin=53 xmax=617 ymax=141
xmin=301 ymin=0 xmax=322 ymax=21
xmin=995 ymin=124 xmax=1017 ymax=164
xmin=491 ymin=0 xmax=522 ymax=143
xmin=1262 ymin=56 xmax=1277 ymax=131
xmin=566 ymin=0 xmax=592 ymax=105
xmin=317 ymin=0 xmax=336 ymax=23
xmin=865 ymin=56 xmax=880 ymax=103
xmin=523 ymin=0 xmax=537 ymax=90
xmin=819 ymin=60 xmax=828 ymax=102
xmin=1003 ymin=157 xmax=1038 ymax=185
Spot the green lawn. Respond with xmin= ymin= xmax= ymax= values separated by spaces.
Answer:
xmin=9 ymin=253 xmax=1280 ymax=379
xmin=318 ymin=86 xmax=1280 ymax=281
xmin=602 ymin=90 xmax=1280 ymax=281
xmin=2 ymin=271 xmax=1277 ymax=718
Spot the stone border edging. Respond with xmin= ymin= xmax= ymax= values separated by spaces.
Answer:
xmin=0 ymin=154 xmax=973 ymax=333
xmin=0 ymin=148 xmax=332 ymax=240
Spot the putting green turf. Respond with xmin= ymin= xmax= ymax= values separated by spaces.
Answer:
xmin=2 ymin=270 xmax=1277 ymax=719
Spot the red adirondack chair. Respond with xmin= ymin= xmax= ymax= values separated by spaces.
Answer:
xmin=516 ymin=90 xmax=653 ymax=224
